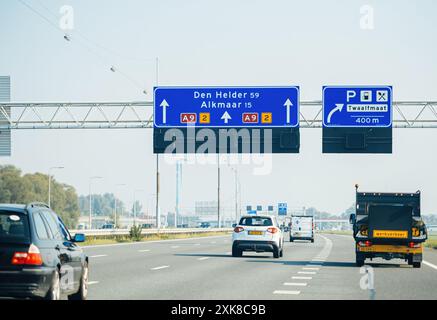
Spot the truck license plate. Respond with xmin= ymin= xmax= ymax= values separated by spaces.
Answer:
xmin=373 ymin=230 xmax=408 ymax=238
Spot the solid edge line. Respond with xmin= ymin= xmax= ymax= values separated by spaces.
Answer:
xmin=423 ymin=260 xmax=437 ymax=271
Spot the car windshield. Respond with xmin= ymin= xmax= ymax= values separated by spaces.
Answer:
xmin=239 ymin=216 xmax=273 ymax=227
xmin=0 ymin=211 xmax=30 ymax=243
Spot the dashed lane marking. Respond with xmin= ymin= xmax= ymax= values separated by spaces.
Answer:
xmin=292 ymin=276 xmax=312 ymax=280
xmin=89 ymin=255 xmax=107 ymax=258
xmin=151 ymin=265 xmax=169 ymax=271
xmin=283 ymin=282 xmax=307 ymax=287
xmin=298 ymin=271 xmax=316 ymax=275
xmin=197 ymin=257 xmax=210 ymax=261
xmin=273 ymin=290 xmax=301 ymax=295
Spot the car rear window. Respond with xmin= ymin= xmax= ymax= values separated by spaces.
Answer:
xmin=0 ymin=211 xmax=30 ymax=243
xmin=239 ymin=216 xmax=273 ymax=226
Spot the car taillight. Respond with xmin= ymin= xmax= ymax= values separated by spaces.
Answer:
xmin=408 ymin=242 xmax=421 ymax=248
xmin=358 ymin=241 xmax=372 ymax=247
xmin=234 ymin=226 xmax=244 ymax=233
xmin=266 ymin=227 xmax=278 ymax=234
xmin=11 ymin=244 xmax=43 ymax=266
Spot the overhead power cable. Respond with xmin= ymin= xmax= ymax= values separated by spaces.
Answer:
xmin=16 ymin=0 xmax=152 ymax=94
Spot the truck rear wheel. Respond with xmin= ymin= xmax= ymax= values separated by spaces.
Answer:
xmin=356 ymin=254 xmax=365 ymax=267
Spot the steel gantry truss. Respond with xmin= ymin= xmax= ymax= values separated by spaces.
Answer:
xmin=1 ymin=101 xmax=437 ymax=129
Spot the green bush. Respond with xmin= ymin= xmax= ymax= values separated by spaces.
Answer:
xmin=129 ymin=225 xmax=143 ymax=241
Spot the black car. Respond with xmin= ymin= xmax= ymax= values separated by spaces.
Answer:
xmin=0 ymin=202 xmax=89 ymax=300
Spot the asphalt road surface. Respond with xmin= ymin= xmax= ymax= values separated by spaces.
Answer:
xmin=83 ymin=233 xmax=437 ymax=300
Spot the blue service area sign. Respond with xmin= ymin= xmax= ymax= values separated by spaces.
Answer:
xmin=323 ymin=86 xmax=392 ymax=128
xmin=154 ymin=86 xmax=299 ymax=128
xmin=278 ymin=203 xmax=287 ymax=216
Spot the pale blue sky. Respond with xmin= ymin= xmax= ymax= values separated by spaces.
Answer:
xmin=1 ymin=0 xmax=437 ymax=216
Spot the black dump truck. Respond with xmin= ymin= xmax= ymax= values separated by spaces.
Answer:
xmin=350 ymin=185 xmax=428 ymax=268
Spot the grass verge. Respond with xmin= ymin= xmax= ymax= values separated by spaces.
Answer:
xmin=79 ymin=231 xmax=231 ymax=247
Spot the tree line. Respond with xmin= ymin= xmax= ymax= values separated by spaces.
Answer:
xmin=0 ymin=165 xmax=79 ymax=228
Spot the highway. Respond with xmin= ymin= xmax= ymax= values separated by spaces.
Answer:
xmin=83 ymin=233 xmax=437 ymax=300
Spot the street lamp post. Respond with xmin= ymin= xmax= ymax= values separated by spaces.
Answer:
xmin=89 ymin=176 xmax=103 ymax=229
xmin=229 ymin=166 xmax=239 ymax=224
xmin=48 ymin=166 xmax=64 ymax=208
xmin=114 ymin=184 xmax=126 ymax=229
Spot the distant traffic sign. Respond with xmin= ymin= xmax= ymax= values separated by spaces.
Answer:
xmin=154 ymin=86 xmax=299 ymax=128
xmin=323 ymin=86 xmax=392 ymax=128
xmin=278 ymin=203 xmax=287 ymax=216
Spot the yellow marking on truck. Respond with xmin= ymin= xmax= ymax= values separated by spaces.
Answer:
xmin=373 ymin=230 xmax=408 ymax=239
xmin=357 ymin=244 xmax=422 ymax=254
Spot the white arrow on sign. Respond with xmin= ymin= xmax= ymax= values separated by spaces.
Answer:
xmin=327 ymin=103 xmax=344 ymax=124
xmin=283 ymin=99 xmax=293 ymax=124
xmin=221 ymin=111 xmax=232 ymax=124
xmin=160 ymin=99 xmax=169 ymax=124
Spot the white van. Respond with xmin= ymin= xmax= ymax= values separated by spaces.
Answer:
xmin=289 ymin=215 xmax=314 ymax=242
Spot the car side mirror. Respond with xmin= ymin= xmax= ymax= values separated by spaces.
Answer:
xmin=232 ymin=223 xmax=237 ymax=228
xmin=73 ymin=233 xmax=86 ymax=243
xmin=349 ymin=214 xmax=356 ymax=225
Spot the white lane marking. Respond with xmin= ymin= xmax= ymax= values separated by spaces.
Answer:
xmin=151 ymin=265 xmax=169 ymax=271
xmin=225 ymin=252 xmax=232 ymax=255
xmin=211 ymin=241 xmax=217 ymax=244
xmin=83 ymin=235 xmax=230 ymax=249
xmin=303 ymin=267 xmax=319 ymax=271
xmin=171 ymin=246 xmax=180 ymax=249
xmin=194 ymin=243 xmax=201 ymax=246
xmin=423 ymin=260 xmax=437 ymax=271
xmin=138 ymin=249 xmax=150 ymax=252
xmin=273 ymin=290 xmax=300 ymax=295
xmin=197 ymin=257 xmax=210 ymax=261
xmin=89 ymin=254 xmax=107 ymax=258
xmin=292 ymin=276 xmax=312 ymax=280
xmin=298 ymin=271 xmax=316 ymax=275
xmin=88 ymin=281 xmax=99 ymax=285
xmin=283 ymin=282 xmax=307 ymax=287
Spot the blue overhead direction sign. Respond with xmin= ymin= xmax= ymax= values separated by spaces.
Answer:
xmin=278 ymin=203 xmax=287 ymax=216
xmin=322 ymin=86 xmax=392 ymax=128
xmin=154 ymin=86 xmax=300 ymax=128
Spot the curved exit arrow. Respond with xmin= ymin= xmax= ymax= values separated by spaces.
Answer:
xmin=327 ymin=103 xmax=344 ymax=124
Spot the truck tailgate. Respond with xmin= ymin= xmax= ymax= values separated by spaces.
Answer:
xmin=368 ymin=204 xmax=412 ymax=240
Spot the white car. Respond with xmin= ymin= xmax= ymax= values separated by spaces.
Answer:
xmin=232 ymin=215 xmax=284 ymax=258
xmin=289 ymin=215 xmax=314 ymax=242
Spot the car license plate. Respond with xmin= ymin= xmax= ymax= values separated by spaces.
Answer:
xmin=373 ymin=230 xmax=408 ymax=238
xmin=248 ymin=231 xmax=263 ymax=235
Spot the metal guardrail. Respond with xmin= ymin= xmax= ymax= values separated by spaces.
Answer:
xmin=70 ymin=228 xmax=233 ymax=237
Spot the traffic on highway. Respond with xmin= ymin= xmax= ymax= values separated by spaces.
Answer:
xmin=1 ymin=0 xmax=437 ymax=317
